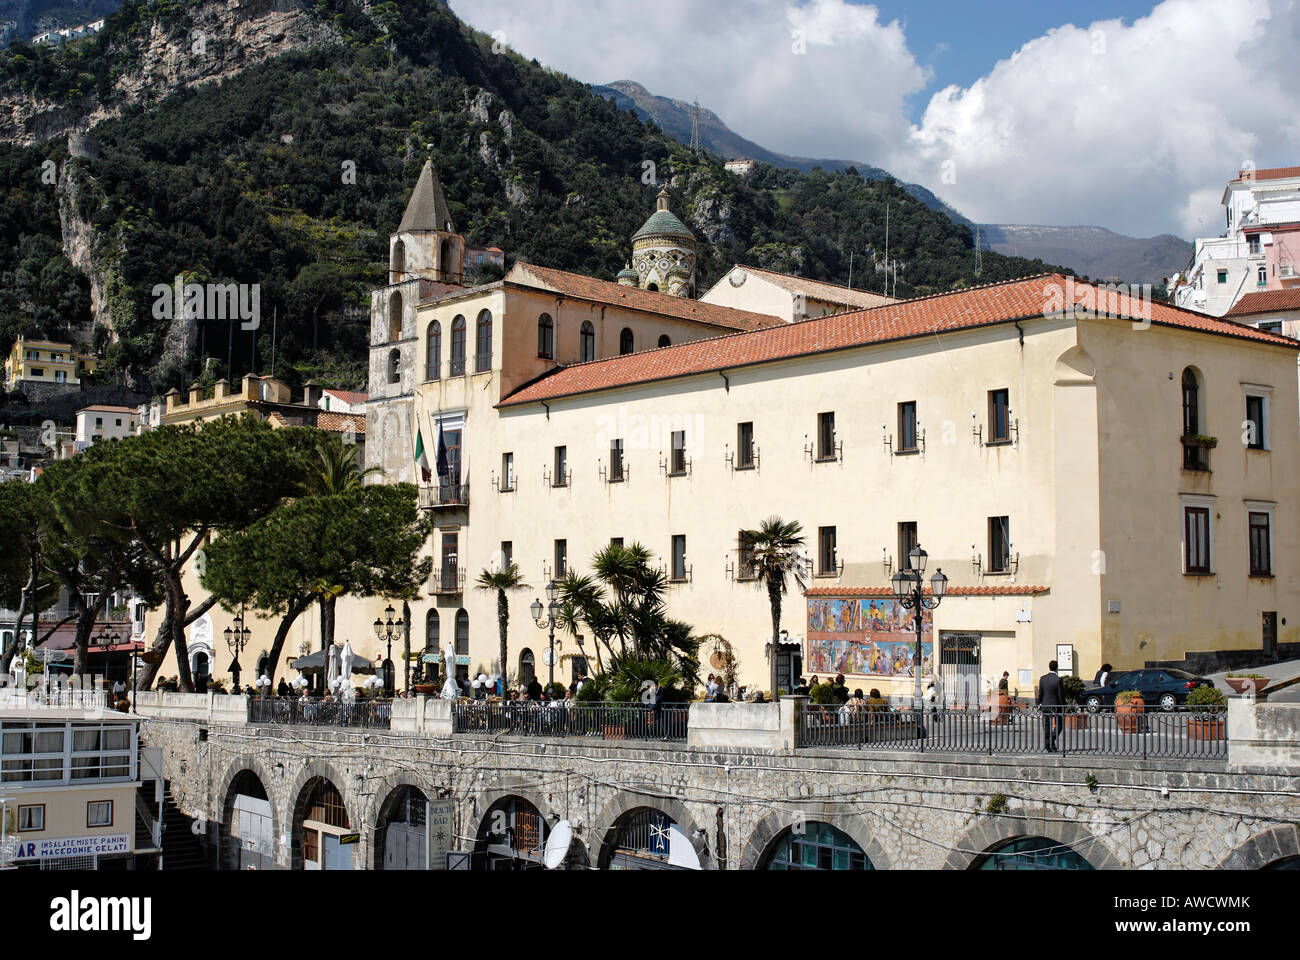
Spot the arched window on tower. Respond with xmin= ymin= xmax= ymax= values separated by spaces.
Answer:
xmin=538 ymin=313 xmax=555 ymax=359
xmin=580 ymin=321 xmax=595 ymax=362
xmin=658 ymin=334 xmax=671 ymax=348
xmin=647 ymin=283 xmax=659 ymax=293
xmin=440 ymin=238 xmax=455 ymax=282
xmin=476 ymin=310 xmax=493 ymax=372
xmin=426 ymin=321 xmax=441 ymax=381
xmin=388 ymin=292 xmax=403 ymax=342
xmin=450 ymin=315 xmax=467 ymax=375
xmin=619 ymin=328 xmax=634 ymax=355
xmin=390 ymin=239 xmax=406 ymax=283
xmin=388 ymin=348 xmax=401 ymax=385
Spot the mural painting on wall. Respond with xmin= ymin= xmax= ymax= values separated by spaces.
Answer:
xmin=806 ymin=597 xmax=934 ymax=678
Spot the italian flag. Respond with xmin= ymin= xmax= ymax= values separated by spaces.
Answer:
xmin=414 ymin=427 xmax=431 ymax=482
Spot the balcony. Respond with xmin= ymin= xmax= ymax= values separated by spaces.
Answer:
xmin=1181 ymin=435 xmax=1215 ymax=472
xmin=418 ymin=482 xmax=469 ymax=510
xmin=431 ymin=565 xmax=465 ymax=596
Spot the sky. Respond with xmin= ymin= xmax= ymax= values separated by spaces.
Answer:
xmin=448 ymin=0 xmax=1300 ymax=239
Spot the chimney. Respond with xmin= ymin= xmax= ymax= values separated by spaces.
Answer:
xmin=188 ymin=383 xmax=204 ymax=405
xmin=214 ymin=378 xmax=230 ymax=399
xmin=302 ymin=381 xmax=323 ymax=408
xmin=164 ymin=388 xmax=180 ymax=412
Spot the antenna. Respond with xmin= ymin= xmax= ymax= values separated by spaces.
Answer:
xmin=884 ymin=202 xmax=890 ymax=295
xmin=847 ymin=250 xmax=854 ymax=291
xmin=974 ymin=226 xmax=983 ymax=277
xmin=690 ymin=98 xmax=701 ymax=154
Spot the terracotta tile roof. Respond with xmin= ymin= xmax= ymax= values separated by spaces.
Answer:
xmin=500 ymin=274 xmax=1297 ymax=408
xmin=1225 ymin=289 xmax=1300 ymax=317
xmin=506 ymin=263 xmax=782 ymax=332
xmin=323 ymin=389 xmax=369 ymax=405
xmin=806 ymin=585 xmax=1047 ymax=598
xmin=1234 ymin=165 xmax=1300 ymax=183
xmin=736 ymin=265 xmax=898 ymax=309
xmin=77 ymin=404 xmax=137 ymax=414
xmin=317 ymin=412 xmax=367 ymax=434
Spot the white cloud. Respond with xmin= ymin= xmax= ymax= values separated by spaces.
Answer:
xmin=894 ymin=0 xmax=1300 ymax=236
xmin=449 ymin=0 xmax=1300 ymax=238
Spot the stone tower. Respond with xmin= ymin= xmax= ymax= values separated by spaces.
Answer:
xmin=629 ymin=187 xmax=696 ymax=298
xmin=366 ymin=159 xmax=466 ymax=484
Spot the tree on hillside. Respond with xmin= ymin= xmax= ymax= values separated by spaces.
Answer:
xmin=202 ymin=483 xmax=432 ymax=689
xmin=740 ymin=517 xmax=808 ymax=700
xmin=55 ymin=417 xmax=316 ymax=691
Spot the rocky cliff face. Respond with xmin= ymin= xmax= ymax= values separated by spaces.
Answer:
xmin=0 ymin=0 xmax=343 ymax=145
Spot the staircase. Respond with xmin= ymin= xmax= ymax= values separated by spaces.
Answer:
xmin=157 ymin=781 xmax=209 ymax=870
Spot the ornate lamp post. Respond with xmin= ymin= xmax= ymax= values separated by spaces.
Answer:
xmin=223 ymin=612 xmax=252 ymax=694
xmin=372 ymin=604 xmax=398 ymax=697
xmin=90 ymin=626 xmax=122 ymax=700
xmin=529 ymin=580 xmax=560 ymax=690
xmin=889 ymin=545 xmax=948 ymax=707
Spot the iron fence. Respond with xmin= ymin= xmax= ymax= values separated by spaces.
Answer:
xmin=453 ymin=701 xmax=689 ymax=742
xmin=246 ymin=696 xmax=392 ymax=729
xmin=418 ymin=483 xmax=469 ymax=510
xmin=799 ymin=704 xmax=1228 ymax=760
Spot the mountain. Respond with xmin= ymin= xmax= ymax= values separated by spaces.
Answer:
xmin=592 ymin=79 xmax=967 ymax=222
xmin=595 ymin=79 xmax=1189 ymax=286
xmin=0 ymin=0 xmax=122 ymax=46
xmin=978 ymin=224 xmax=1190 ymax=287
xmin=0 ymin=0 xmax=1065 ymax=406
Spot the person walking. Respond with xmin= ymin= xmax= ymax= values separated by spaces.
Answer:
xmin=1037 ymin=660 xmax=1066 ymax=751
xmin=1092 ymin=663 xmax=1113 ymax=686
xmin=526 ymin=676 xmax=543 ymax=702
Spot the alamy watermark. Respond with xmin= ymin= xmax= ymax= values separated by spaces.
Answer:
xmin=151 ymin=275 xmax=260 ymax=330
xmin=1043 ymin=276 xmax=1153 ymax=329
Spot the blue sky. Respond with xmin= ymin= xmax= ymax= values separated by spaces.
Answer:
xmin=453 ymin=0 xmax=1299 ymax=237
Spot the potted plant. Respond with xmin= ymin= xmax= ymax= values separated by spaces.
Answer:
xmin=1115 ymin=690 xmax=1145 ymax=733
xmin=1185 ymin=686 xmax=1227 ymax=740
xmin=1224 ymin=673 xmax=1271 ymax=696
xmin=1062 ymin=675 xmax=1088 ymax=729
xmin=1179 ymin=433 xmax=1219 ymax=448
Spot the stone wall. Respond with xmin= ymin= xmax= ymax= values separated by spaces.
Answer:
xmin=135 ymin=696 xmax=1300 ymax=871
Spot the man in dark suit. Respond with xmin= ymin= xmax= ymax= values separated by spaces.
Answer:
xmin=1037 ymin=660 xmax=1066 ymax=751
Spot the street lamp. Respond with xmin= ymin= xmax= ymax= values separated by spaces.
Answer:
xmin=223 ymin=612 xmax=252 ymax=693
xmin=530 ymin=580 xmax=561 ymax=690
xmin=373 ymin=604 xmax=398 ymax=697
xmin=91 ymin=627 xmax=122 ymax=702
xmin=889 ymin=545 xmax=948 ymax=707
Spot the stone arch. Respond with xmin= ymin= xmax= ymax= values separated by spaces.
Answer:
xmin=286 ymin=759 xmax=355 ymax=871
xmin=367 ymin=773 xmax=437 ymax=870
xmin=1053 ymin=343 xmax=1096 ymax=383
xmin=216 ymin=756 xmax=279 ymax=870
xmin=589 ymin=792 xmax=711 ymax=869
xmin=942 ymin=808 xmax=1121 ymax=870
xmin=739 ymin=808 xmax=892 ymax=871
xmin=388 ymin=291 xmax=403 ymax=342
xmin=390 ymin=239 xmax=406 ymax=282
xmin=1215 ymin=823 xmax=1300 ymax=870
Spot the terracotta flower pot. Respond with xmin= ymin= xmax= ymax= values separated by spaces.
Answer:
xmin=1188 ymin=717 xmax=1225 ymax=741
xmin=1063 ymin=712 xmax=1088 ymax=730
xmin=1116 ymin=696 xmax=1145 ymax=734
xmin=413 ymin=684 xmax=437 ymax=695
xmin=602 ymin=724 xmax=626 ymax=740
xmin=1225 ymin=677 xmax=1271 ymax=696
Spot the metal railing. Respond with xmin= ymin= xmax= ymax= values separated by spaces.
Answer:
xmin=453 ymin=701 xmax=689 ymax=742
xmin=431 ymin=565 xmax=465 ymax=595
xmin=418 ymin=482 xmax=469 ymax=509
xmin=0 ymin=687 xmax=109 ymax=710
xmin=246 ymin=697 xmax=392 ymax=729
xmin=800 ymin=704 xmax=1228 ymax=760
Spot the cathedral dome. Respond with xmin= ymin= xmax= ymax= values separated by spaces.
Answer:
xmin=632 ymin=188 xmax=695 ymax=242
xmin=616 ymin=263 xmax=640 ymax=286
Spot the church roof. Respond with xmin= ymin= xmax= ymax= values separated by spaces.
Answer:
xmin=398 ymin=159 xmax=456 ymax=234
xmin=633 ymin=208 xmax=694 ymax=241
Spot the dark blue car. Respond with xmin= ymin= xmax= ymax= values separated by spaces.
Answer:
xmin=1081 ymin=668 xmax=1214 ymax=712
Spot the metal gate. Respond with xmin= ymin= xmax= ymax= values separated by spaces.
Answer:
xmin=938 ymin=633 xmax=981 ymax=708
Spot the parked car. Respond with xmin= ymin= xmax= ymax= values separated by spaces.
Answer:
xmin=1081 ymin=668 xmax=1214 ymax=712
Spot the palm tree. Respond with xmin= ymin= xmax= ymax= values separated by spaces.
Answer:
xmin=302 ymin=433 xmax=380 ymax=497
xmin=740 ymin=517 xmax=808 ymax=700
xmin=475 ymin=563 xmax=529 ymax=694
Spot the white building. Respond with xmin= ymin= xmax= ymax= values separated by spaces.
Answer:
xmin=75 ymin=405 xmax=138 ymax=444
xmin=701 ymin=264 xmax=896 ymax=323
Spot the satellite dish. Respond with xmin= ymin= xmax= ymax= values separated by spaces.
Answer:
xmin=544 ymin=820 xmax=572 ymax=870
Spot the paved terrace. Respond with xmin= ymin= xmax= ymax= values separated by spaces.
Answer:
xmin=130 ymin=693 xmax=1300 ymax=870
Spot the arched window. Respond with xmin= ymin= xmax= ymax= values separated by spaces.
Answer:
xmin=519 ymin=649 xmax=535 ymax=685
xmin=762 ymin=821 xmax=872 ymax=871
xmin=658 ymin=334 xmax=671 ymax=348
xmin=537 ymin=313 xmax=555 ymax=359
xmin=1181 ymin=367 xmax=1200 ymax=436
xmin=647 ymin=283 xmax=659 ymax=293
xmin=439 ymin=238 xmax=455 ymax=282
xmin=604 ymin=807 xmax=701 ymax=870
xmin=477 ymin=795 xmax=548 ymax=864
xmin=425 ymin=321 xmax=441 ymax=381
xmin=974 ymin=836 xmax=1093 ymax=871
xmin=388 ymin=348 xmax=401 ymax=385
xmin=425 ymin=608 xmax=440 ymax=651
xmin=475 ymin=310 xmax=493 ymax=372
xmin=390 ymin=239 xmax=406 ymax=283
xmin=388 ymin=292 xmax=403 ymax=342
xmin=619 ymin=327 xmax=634 ymax=355
xmin=580 ymin=321 xmax=595 ymax=363
xmin=455 ymin=609 xmax=469 ymax=656
xmin=450 ymin=315 xmax=467 ymax=375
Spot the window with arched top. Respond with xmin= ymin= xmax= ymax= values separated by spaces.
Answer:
xmin=620 ymin=327 xmax=634 ymax=355
xmin=388 ymin=292 xmax=403 ymax=342
xmin=439 ymin=238 xmax=455 ymax=282
xmin=426 ymin=321 xmax=441 ymax=381
xmin=455 ymin=609 xmax=469 ymax=656
xmin=450 ymin=316 xmax=467 ymax=375
xmin=658 ymin=334 xmax=671 ymax=348
xmin=1181 ymin=367 xmax=1208 ymax=470
xmin=476 ymin=310 xmax=493 ymax=372
xmin=390 ymin=239 xmax=406 ymax=282
xmin=519 ymin=649 xmax=535 ymax=685
xmin=647 ymin=283 xmax=659 ymax=293
xmin=538 ymin=313 xmax=555 ymax=359
xmin=425 ymin=608 xmax=440 ymax=651
xmin=388 ymin=348 xmax=401 ymax=385
xmin=761 ymin=821 xmax=872 ymax=871
xmin=580 ymin=321 xmax=595 ymax=362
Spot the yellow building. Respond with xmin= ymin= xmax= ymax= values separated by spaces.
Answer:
xmin=142 ymin=166 xmax=1300 ymax=701
xmin=3 ymin=336 xmax=94 ymax=391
